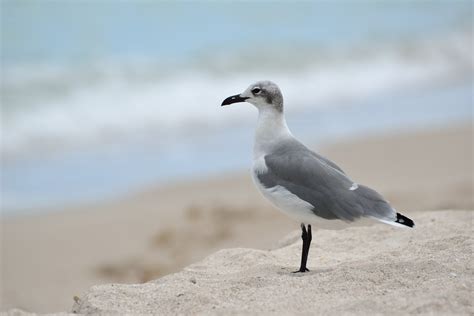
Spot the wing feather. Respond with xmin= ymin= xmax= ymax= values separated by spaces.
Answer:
xmin=257 ymin=143 xmax=395 ymax=222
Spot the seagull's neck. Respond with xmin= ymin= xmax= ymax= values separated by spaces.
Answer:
xmin=254 ymin=108 xmax=292 ymax=159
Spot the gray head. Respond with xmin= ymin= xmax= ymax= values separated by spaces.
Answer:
xmin=221 ymin=81 xmax=284 ymax=112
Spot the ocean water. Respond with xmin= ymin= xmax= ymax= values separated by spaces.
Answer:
xmin=1 ymin=1 xmax=473 ymax=214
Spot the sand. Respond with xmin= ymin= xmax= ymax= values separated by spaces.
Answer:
xmin=71 ymin=210 xmax=473 ymax=315
xmin=1 ymin=123 xmax=473 ymax=314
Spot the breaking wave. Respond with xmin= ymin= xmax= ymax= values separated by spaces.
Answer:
xmin=1 ymin=30 xmax=472 ymax=160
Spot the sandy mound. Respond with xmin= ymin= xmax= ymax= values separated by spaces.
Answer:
xmin=69 ymin=210 xmax=472 ymax=315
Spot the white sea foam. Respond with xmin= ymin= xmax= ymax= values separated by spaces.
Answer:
xmin=1 ymin=31 xmax=472 ymax=160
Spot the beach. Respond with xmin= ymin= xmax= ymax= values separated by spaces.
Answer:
xmin=2 ymin=1 xmax=472 ymax=314
xmin=1 ymin=122 xmax=472 ymax=313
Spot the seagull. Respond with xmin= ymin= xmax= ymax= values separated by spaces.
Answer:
xmin=221 ymin=80 xmax=414 ymax=273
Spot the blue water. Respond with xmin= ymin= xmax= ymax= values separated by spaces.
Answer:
xmin=1 ymin=1 xmax=473 ymax=214
xmin=2 ymin=1 xmax=470 ymax=64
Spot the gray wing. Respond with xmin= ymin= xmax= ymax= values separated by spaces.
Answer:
xmin=257 ymin=144 xmax=395 ymax=222
xmin=309 ymin=151 xmax=346 ymax=174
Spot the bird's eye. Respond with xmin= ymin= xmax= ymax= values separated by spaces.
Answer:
xmin=251 ymin=88 xmax=261 ymax=94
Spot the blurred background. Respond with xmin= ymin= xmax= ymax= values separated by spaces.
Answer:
xmin=1 ymin=0 xmax=472 ymax=313
xmin=1 ymin=0 xmax=472 ymax=212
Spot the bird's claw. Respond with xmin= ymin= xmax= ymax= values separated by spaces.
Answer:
xmin=292 ymin=267 xmax=310 ymax=273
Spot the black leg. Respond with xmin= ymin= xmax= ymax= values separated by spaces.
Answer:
xmin=293 ymin=223 xmax=312 ymax=273
xmin=308 ymin=224 xmax=312 ymax=245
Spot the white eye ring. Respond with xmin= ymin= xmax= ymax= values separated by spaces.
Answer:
xmin=251 ymin=87 xmax=261 ymax=94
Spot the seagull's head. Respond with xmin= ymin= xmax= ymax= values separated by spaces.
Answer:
xmin=221 ymin=80 xmax=283 ymax=112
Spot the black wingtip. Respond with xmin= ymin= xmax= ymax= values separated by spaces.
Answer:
xmin=396 ymin=213 xmax=415 ymax=228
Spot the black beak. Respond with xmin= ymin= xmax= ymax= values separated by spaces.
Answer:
xmin=221 ymin=94 xmax=249 ymax=106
